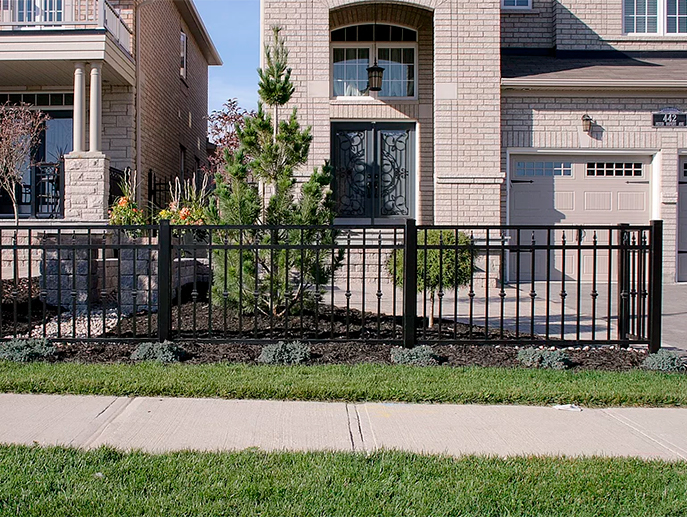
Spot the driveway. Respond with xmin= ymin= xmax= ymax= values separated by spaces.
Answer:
xmin=662 ymin=284 xmax=687 ymax=354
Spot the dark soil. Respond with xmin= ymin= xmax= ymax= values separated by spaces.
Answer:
xmin=110 ymin=302 xmax=541 ymax=344
xmin=51 ymin=341 xmax=648 ymax=371
xmin=3 ymin=295 xmax=648 ymax=372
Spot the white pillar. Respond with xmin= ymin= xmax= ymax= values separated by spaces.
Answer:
xmin=73 ymin=62 xmax=86 ymax=153
xmin=89 ymin=62 xmax=102 ymax=153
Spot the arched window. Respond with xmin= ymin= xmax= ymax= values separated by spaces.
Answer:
xmin=331 ymin=24 xmax=418 ymax=99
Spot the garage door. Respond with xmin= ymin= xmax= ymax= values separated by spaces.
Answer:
xmin=509 ymin=156 xmax=652 ymax=281
xmin=679 ymin=159 xmax=687 ymax=282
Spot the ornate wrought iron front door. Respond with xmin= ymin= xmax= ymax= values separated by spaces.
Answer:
xmin=332 ymin=123 xmax=414 ymax=220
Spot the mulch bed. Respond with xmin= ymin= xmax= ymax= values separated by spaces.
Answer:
xmin=52 ymin=340 xmax=648 ymax=372
xmin=0 ymin=295 xmax=648 ymax=372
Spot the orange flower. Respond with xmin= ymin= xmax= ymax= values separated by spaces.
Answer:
xmin=118 ymin=197 xmax=129 ymax=207
xmin=180 ymin=207 xmax=191 ymax=220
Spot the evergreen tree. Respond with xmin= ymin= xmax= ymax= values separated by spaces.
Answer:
xmin=212 ymin=26 xmax=341 ymax=316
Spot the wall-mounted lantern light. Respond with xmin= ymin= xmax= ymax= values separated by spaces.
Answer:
xmin=582 ymin=114 xmax=594 ymax=133
xmin=367 ymin=3 xmax=384 ymax=92
xmin=367 ymin=62 xmax=384 ymax=92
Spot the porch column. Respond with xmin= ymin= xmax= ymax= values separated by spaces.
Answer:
xmin=73 ymin=62 xmax=86 ymax=153
xmin=89 ymin=61 xmax=102 ymax=153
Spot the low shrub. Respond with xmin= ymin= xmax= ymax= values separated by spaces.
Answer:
xmin=258 ymin=341 xmax=311 ymax=366
xmin=390 ymin=346 xmax=441 ymax=367
xmin=642 ymin=350 xmax=687 ymax=373
xmin=517 ymin=347 xmax=572 ymax=370
xmin=131 ymin=342 xmax=186 ymax=364
xmin=0 ymin=338 xmax=56 ymax=363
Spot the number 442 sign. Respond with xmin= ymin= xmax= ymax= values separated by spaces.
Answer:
xmin=653 ymin=107 xmax=687 ymax=127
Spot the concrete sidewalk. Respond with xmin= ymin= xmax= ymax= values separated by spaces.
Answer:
xmin=1 ymin=394 xmax=686 ymax=461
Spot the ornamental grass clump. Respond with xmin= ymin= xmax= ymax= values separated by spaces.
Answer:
xmin=0 ymin=338 xmax=56 ymax=363
xmin=517 ymin=347 xmax=572 ymax=370
xmin=131 ymin=342 xmax=187 ymax=364
xmin=390 ymin=346 xmax=441 ymax=367
xmin=642 ymin=350 xmax=687 ymax=373
xmin=258 ymin=341 xmax=311 ymax=365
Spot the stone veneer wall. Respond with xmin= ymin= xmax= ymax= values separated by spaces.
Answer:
xmin=501 ymin=91 xmax=687 ymax=281
xmin=63 ymin=152 xmax=110 ymax=222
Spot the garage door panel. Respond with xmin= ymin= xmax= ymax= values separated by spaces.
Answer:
xmin=679 ymin=159 xmax=687 ymax=282
xmin=618 ymin=191 xmax=646 ymax=212
xmin=585 ymin=191 xmax=612 ymax=211
xmin=510 ymin=155 xmax=651 ymax=282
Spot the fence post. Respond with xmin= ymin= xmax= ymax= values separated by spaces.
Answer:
xmin=617 ymin=223 xmax=631 ymax=343
xmin=648 ymin=220 xmax=663 ymax=354
xmin=158 ymin=219 xmax=172 ymax=342
xmin=403 ymin=218 xmax=417 ymax=348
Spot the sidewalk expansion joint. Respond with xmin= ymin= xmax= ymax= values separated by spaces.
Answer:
xmin=601 ymin=409 xmax=687 ymax=461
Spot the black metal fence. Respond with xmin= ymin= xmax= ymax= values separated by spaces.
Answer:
xmin=0 ymin=220 xmax=663 ymax=351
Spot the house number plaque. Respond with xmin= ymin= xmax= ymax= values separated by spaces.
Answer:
xmin=653 ymin=108 xmax=687 ymax=127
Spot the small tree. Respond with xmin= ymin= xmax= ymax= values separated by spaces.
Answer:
xmin=387 ymin=230 xmax=474 ymax=328
xmin=0 ymin=103 xmax=48 ymax=224
xmin=212 ymin=26 xmax=341 ymax=315
xmin=207 ymin=99 xmax=255 ymax=175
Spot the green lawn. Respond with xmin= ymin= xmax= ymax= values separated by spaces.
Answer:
xmin=1 ymin=361 xmax=685 ymax=407
xmin=0 ymin=446 xmax=685 ymax=516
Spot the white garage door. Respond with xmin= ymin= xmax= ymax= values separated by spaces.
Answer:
xmin=679 ymin=158 xmax=687 ymax=282
xmin=509 ymin=156 xmax=652 ymax=281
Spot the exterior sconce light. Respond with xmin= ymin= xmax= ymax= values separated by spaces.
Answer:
xmin=367 ymin=62 xmax=385 ymax=92
xmin=582 ymin=114 xmax=594 ymax=133
xmin=367 ymin=4 xmax=384 ymax=92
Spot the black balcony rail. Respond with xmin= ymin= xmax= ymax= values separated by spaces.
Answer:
xmin=0 ymin=162 xmax=63 ymax=220
xmin=0 ymin=220 xmax=663 ymax=352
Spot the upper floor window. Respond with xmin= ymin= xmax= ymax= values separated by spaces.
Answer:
xmin=624 ymin=0 xmax=687 ymax=34
xmin=180 ymin=31 xmax=188 ymax=79
xmin=501 ymin=0 xmax=532 ymax=9
xmin=331 ymin=24 xmax=417 ymax=99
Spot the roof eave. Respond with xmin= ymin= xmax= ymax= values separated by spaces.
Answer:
xmin=501 ymin=78 xmax=687 ymax=90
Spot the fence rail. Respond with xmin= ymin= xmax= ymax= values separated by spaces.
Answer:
xmin=0 ymin=220 xmax=663 ymax=351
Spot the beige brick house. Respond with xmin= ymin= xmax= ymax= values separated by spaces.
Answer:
xmin=261 ymin=0 xmax=687 ymax=283
xmin=0 ymin=0 xmax=221 ymax=221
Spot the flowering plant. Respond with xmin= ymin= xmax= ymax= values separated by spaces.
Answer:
xmin=157 ymin=173 xmax=214 ymax=226
xmin=109 ymin=168 xmax=147 ymax=230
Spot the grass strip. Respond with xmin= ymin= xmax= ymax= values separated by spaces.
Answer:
xmin=0 ymin=445 xmax=685 ymax=517
xmin=1 ymin=361 xmax=685 ymax=407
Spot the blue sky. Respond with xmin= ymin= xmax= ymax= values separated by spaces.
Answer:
xmin=194 ymin=0 xmax=261 ymax=114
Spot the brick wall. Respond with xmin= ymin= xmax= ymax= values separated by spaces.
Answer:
xmin=501 ymin=0 xmax=687 ymax=51
xmin=263 ymin=0 xmax=502 ymax=226
xmin=138 ymin=0 xmax=210 ymax=201
xmin=501 ymin=92 xmax=687 ymax=280
xmin=501 ymin=0 xmax=554 ymax=49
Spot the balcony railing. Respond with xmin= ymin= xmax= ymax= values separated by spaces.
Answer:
xmin=0 ymin=0 xmax=132 ymax=54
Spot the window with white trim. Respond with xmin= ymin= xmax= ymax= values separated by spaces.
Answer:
xmin=331 ymin=24 xmax=417 ymax=99
xmin=180 ymin=31 xmax=188 ymax=79
xmin=515 ymin=161 xmax=573 ymax=177
xmin=586 ymin=162 xmax=643 ymax=177
xmin=624 ymin=0 xmax=687 ymax=34
xmin=501 ymin=0 xmax=532 ymax=9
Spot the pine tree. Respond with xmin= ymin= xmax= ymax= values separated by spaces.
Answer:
xmin=212 ymin=26 xmax=341 ymax=316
